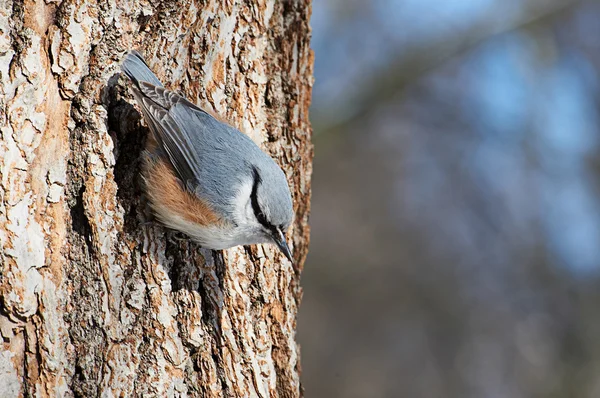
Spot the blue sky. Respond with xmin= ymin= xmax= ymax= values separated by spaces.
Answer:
xmin=311 ymin=0 xmax=600 ymax=273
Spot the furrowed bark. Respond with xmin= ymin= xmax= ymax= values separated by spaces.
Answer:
xmin=0 ymin=0 xmax=313 ymax=396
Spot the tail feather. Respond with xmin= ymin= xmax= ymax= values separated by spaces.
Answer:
xmin=121 ymin=50 xmax=163 ymax=88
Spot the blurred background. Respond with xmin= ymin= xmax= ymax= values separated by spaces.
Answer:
xmin=297 ymin=0 xmax=600 ymax=397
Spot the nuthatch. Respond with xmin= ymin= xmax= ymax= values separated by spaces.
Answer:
xmin=121 ymin=51 xmax=294 ymax=263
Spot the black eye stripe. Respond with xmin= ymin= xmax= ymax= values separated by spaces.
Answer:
xmin=250 ymin=167 xmax=273 ymax=230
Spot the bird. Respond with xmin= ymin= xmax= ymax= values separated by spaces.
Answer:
xmin=121 ymin=50 xmax=294 ymax=263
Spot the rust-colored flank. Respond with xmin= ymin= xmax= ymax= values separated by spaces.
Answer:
xmin=143 ymin=157 xmax=219 ymax=226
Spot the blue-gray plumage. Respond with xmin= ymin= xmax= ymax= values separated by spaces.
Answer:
xmin=121 ymin=51 xmax=294 ymax=262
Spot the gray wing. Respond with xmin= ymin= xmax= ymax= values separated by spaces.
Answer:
xmin=121 ymin=51 xmax=163 ymax=88
xmin=135 ymin=82 xmax=209 ymax=188
xmin=134 ymin=83 xmax=264 ymax=214
xmin=122 ymin=52 xmax=205 ymax=185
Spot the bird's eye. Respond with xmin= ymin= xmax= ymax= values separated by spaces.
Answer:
xmin=250 ymin=166 xmax=271 ymax=227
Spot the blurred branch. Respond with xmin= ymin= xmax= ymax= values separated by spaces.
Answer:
xmin=314 ymin=0 xmax=582 ymax=139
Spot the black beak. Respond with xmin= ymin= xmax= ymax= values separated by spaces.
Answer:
xmin=272 ymin=229 xmax=293 ymax=264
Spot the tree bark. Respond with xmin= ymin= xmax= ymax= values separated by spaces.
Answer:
xmin=0 ymin=0 xmax=313 ymax=396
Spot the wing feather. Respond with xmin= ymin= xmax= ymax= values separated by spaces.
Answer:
xmin=134 ymin=82 xmax=209 ymax=188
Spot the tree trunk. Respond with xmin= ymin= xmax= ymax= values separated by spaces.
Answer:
xmin=0 ymin=0 xmax=313 ymax=396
